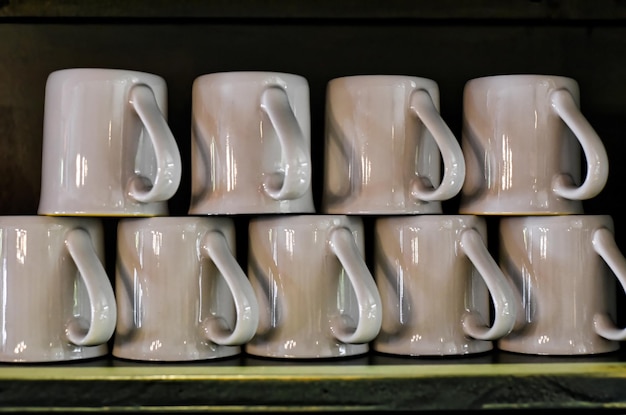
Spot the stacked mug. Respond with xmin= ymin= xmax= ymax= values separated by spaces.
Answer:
xmin=458 ymin=74 xmax=626 ymax=355
xmin=0 ymin=68 xmax=184 ymax=362
xmin=187 ymin=72 xmax=383 ymax=360
xmin=320 ymin=73 xmax=626 ymax=357
xmin=2 ymin=68 xmax=624 ymax=364
xmin=321 ymin=75 xmax=518 ymax=357
xmin=0 ymin=67 xmax=261 ymax=364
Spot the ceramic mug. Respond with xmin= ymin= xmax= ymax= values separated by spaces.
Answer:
xmin=0 ymin=216 xmax=116 ymax=362
xmin=321 ymin=75 xmax=465 ymax=215
xmin=38 ymin=68 xmax=182 ymax=217
xmin=459 ymin=74 xmax=609 ymax=215
xmin=498 ymin=215 xmax=626 ymax=355
xmin=246 ymin=215 xmax=382 ymax=359
xmin=189 ymin=71 xmax=314 ymax=215
xmin=373 ymin=215 xmax=517 ymax=356
xmin=113 ymin=216 xmax=259 ymax=361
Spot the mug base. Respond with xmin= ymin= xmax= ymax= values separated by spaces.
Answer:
xmin=245 ymin=344 xmax=369 ymax=359
xmin=372 ymin=341 xmax=493 ymax=357
xmin=0 ymin=345 xmax=108 ymax=363
xmin=497 ymin=341 xmax=620 ymax=356
xmin=111 ymin=346 xmax=242 ymax=362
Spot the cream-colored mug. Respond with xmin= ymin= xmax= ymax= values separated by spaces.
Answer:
xmin=322 ymin=75 xmax=465 ymax=215
xmin=373 ymin=215 xmax=517 ymax=356
xmin=189 ymin=71 xmax=314 ymax=215
xmin=0 ymin=216 xmax=116 ymax=362
xmin=38 ymin=68 xmax=182 ymax=217
xmin=498 ymin=215 xmax=626 ymax=355
xmin=246 ymin=215 xmax=382 ymax=359
xmin=113 ymin=217 xmax=259 ymax=361
xmin=460 ymin=74 xmax=608 ymax=215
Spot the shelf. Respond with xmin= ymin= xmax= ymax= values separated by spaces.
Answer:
xmin=1 ymin=351 xmax=626 ymax=412
xmin=2 ymin=0 xmax=626 ymax=21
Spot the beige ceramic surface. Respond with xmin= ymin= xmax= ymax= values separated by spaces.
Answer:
xmin=246 ymin=215 xmax=382 ymax=359
xmin=373 ymin=215 xmax=517 ymax=356
xmin=189 ymin=71 xmax=314 ymax=215
xmin=460 ymin=74 xmax=608 ymax=215
xmin=0 ymin=216 xmax=116 ymax=362
xmin=113 ymin=217 xmax=259 ymax=362
xmin=322 ymin=75 xmax=465 ymax=215
xmin=37 ymin=68 xmax=182 ymax=217
xmin=498 ymin=215 xmax=626 ymax=355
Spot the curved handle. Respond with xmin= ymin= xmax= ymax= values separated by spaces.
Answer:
xmin=550 ymin=89 xmax=609 ymax=200
xmin=591 ymin=227 xmax=626 ymax=341
xmin=64 ymin=228 xmax=117 ymax=346
xmin=409 ymin=89 xmax=465 ymax=202
xmin=328 ymin=227 xmax=382 ymax=344
xmin=459 ymin=228 xmax=517 ymax=340
xmin=199 ymin=231 xmax=260 ymax=346
xmin=260 ymin=86 xmax=312 ymax=200
xmin=128 ymin=84 xmax=182 ymax=203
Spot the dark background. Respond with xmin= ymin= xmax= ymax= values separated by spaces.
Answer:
xmin=3 ymin=2 xmax=626 ymax=284
xmin=2 ymin=1 xmax=626 ymax=316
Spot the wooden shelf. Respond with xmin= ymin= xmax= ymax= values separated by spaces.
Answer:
xmin=1 ymin=351 xmax=626 ymax=411
xmin=1 ymin=0 xmax=626 ymax=21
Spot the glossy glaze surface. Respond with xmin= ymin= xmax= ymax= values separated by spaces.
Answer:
xmin=460 ymin=74 xmax=608 ymax=215
xmin=322 ymin=75 xmax=464 ymax=215
xmin=38 ymin=68 xmax=181 ymax=216
xmin=246 ymin=215 xmax=382 ymax=358
xmin=498 ymin=215 xmax=626 ymax=354
xmin=113 ymin=216 xmax=258 ymax=361
xmin=373 ymin=215 xmax=516 ymax=356
xmin=189 ymin=71 xmax=314 ymax=215
xmin=0 ymin=216 xmax=114 ymax=362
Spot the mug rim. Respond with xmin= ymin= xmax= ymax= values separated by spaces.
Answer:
xmin=47 ymin=67 xmax=166 ymax=84
xmin=465 ymin=73 xmax=577 ymax=87
xmin=193 ymin=71 xmax=308 ymax=85
xmin=327 ymin=74 xmax=438 ymax=87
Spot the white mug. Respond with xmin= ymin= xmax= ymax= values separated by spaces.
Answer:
xmin=113 ymin=217 xmax=259 ymax=361
xmin=322 ymin=75 xmax=465 ymax=215
xmin=498 ymin=215 xmax=626 ymax=355
xmin=0 ymin=216 xmax=116 ymax=362
xmin=373 ymin=215 xmax=517 ymax=356
xmin=189 ymin=71 xmax=314 ymax=215
xmin=460 ymin=74 xmax=609 ymax=215
xmin=38 ymin=68 xmax=182 ymax=217
xmin=246 ymin=215 xmax=382 ymax=359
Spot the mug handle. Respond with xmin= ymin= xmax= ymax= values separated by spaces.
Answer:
xmin=591 ymin=227 xmax=626 ymax=341
xmin=64 ymin=228 xmax=117 ymax=347
xmin=127 ymin=84 xmax=182 ymax=203
xmin=459 ymin=228 xmax=517 ymax=340
xmin=199 ymin=231 xmax=260 ymax=346
xmin=549 ymin=89 xmax=609 ymax=200
xmin=260 ymin=86 xmax=312 ymax=200
xmin=408 ymin=89 xmax=465 ymax=202
xmin=328 ymin=227 xmax=382 ymax=344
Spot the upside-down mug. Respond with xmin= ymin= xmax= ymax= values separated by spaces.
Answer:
xmin=373 ymin=214 xmax=517 ymax=356
xmin=38 ymin=68 xmax=182 ymax=216
xmin=498 ymin=215 xmax=626 ymax=355
xmin=322 ymin=75 xmax=465 ymax=215
xmin=189 ymin=71 xmax=314 ymax=215
xmin=0 ymin=216 xmax=116 ymax=362
xmin=460 ymin=74 xmax=608 ymax=215
xmin=246 ymin=215 xmax=382 ymax=359
xmin=113 ymin=216 xmax=259 ymax=361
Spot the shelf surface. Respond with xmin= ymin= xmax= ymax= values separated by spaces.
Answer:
xmin=1 ymin=351 xmax=626 ymax=412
